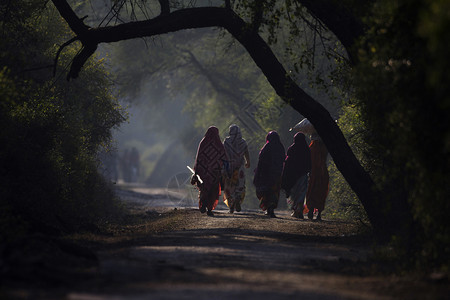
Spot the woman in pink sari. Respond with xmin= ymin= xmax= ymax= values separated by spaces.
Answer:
xmin=191 ymin=126 xmax=227 ymax=216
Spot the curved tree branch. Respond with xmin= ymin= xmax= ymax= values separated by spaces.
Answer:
xmin=67 ymin=43 xmax=98 ymax=80
xmin=53 ymin=36 xmax=78 ymax=76
xmin=51 ymin=0 xmax=90 ymax=35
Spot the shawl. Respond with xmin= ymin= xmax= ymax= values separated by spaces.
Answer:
xmin=223 ymin=124 xmax=248 ymax=171
xmin=253 ymin=131 xmax=286 ymax=189
xmin=194 ymin=126 xmax=227 ymax=188
xmin=306 ymin=138 xmax=329 ymax=211
xmin=281 ymin=132 xmax=312 ymax=192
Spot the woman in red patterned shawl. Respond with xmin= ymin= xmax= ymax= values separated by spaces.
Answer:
xmin=191 ymin=126 xmax=228 ymax=216
xmin=223 ymin=124 xmax=250 ymax=213
xmin=253 ymin=131 xmax=286 ymax=218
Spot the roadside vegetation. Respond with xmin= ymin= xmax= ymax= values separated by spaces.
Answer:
xmin=0 ymin=1 xmax=126 ymax=245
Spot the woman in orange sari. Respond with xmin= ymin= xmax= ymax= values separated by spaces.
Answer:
xmin=191 ymin=126 xmax=228 ymax=216
xmin=306 ymin=136 xmax=329 ymax=220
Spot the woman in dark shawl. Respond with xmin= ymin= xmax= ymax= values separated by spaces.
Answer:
xmin=191 ymin=126 xmax=228 ymax=216
xmin=305 ymin=136 xmax=329 ymax=220
xmin=281 ymin=132 xmax=312 ymax=218
xmin=253 ymin=131 xmax=286 ymax=218
xmin=223 ymin=124 xmax=250 ymax=213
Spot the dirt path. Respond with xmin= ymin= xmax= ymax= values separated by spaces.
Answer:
xmin=93 ymin=211 xmax=375 ymax=300
xmin=3 ymin=188 xmax=448 ymax=299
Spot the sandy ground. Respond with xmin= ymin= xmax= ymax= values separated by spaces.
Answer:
xmin=2 ymin=186 xmax=448 ymax=299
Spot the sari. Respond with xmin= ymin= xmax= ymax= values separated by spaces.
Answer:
xmin=253 ymin=131 xmax=286 ymax=212
xmin=305 ymin=138 xmax=329 ymax=214
xmin=282 ymin=132 xmax=311 ymax=215
xmin=193 ymin=126 xmax=227 ymax=212
xmin=223 ymin=125 xmax=249 ymax=212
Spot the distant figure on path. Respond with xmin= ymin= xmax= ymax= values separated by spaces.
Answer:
xmin=281 ymin=132 xmax=311 ymax=219
xmin=129 ymin=147 xmax=140 ymax=182
xmin=253 ymin=131 xmax=286 ymax=218
xmin=120 ymin=148 xmax=131 ymax=183
xmin=223 ymin=124 xmax=251 ymax=213
xmin=191 ymin=126 xmax=228 ymax=216
xmin=306 ymin=135 xmax=329 ymax=220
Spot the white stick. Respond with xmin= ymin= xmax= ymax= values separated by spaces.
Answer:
xmin=187 ymin=166 xmax=203 ymax=184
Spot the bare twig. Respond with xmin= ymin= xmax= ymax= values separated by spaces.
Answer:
xmin=53 ymin=36 xmax=79 ymax=76
xmin=20 ymin=64 xmax=54 ymax=74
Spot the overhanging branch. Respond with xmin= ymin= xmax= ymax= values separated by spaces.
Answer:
xmin=53 ymin=36 xmax=78 ymax=76
xmin=51 ymin=0 xmax=89 ymax=35
xmin=67 ymin=43 xmax=98 ymax=80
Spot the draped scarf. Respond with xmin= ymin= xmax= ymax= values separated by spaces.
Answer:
xmin=253 ymin=131 xmax=286 ymax=190
xmin=223 ymin=124 xmax=248 ymax=171
xmin=281 ymin=132 xmax=312 ymax=192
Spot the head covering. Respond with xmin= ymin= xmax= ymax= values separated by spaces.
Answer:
xmin=290 ymin=118 xmax=320 ymax=140
xmin=281 ymin=132 xmax=312 ymax=192
xmin=224 ymin=124 xmax=248 ymax=170
xmin=261 ymin=131 xmax=286 ymax=159
xmin=194 ymin=126 xmax=227 ymax=188
xmin=253 ymin=131 xmax=286 ymax=189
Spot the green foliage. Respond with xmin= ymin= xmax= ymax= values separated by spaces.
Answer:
xmin=0 ymin=1 xmax=126 ymax=242
xmin=326 ymin=105 xmax=368 ymax=221
xmin=353 ymin=0 xmax=450 ymax=270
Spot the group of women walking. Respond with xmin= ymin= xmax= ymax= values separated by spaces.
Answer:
xmin=191 ymin=124 xmax=329 ymax=219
